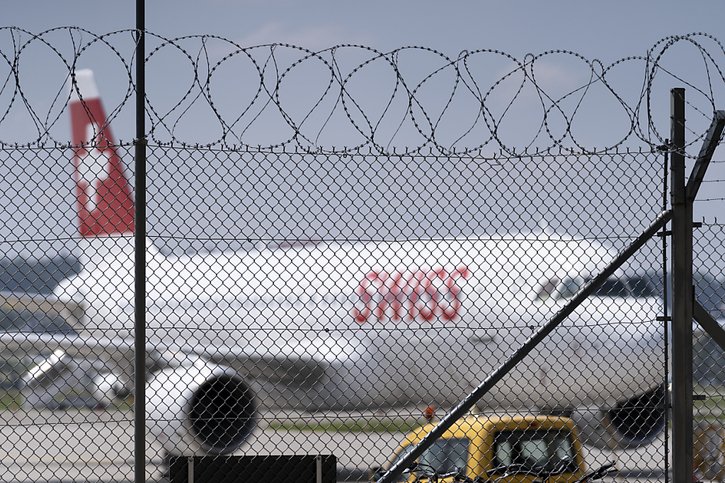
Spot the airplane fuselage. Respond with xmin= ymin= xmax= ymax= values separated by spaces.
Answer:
xmin=57 ymin=235 xmax=665 ymax=412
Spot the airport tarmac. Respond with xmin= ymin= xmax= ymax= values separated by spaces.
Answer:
xmin=0 ymin=408 xmax=695 ymax=482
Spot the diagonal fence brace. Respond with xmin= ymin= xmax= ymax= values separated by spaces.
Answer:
xmin=694 ymin=302 xmax=725 ymax=353
xmin=688 ymin=110 xmax=725 ymax=350
xmin=377 ymin=209 xmax=673 ymax=483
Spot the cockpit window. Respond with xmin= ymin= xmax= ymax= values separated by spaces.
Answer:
xmin=559 ymin=277 xmax=583 ymax=299
xmin=536 ymin=276 xmax=585 ymax=301
xmin=537 ymin=275 xmax=660 ymax=301
xmin=535 ymin=278 xmax=560 ymax=301
xmin=592 ymin=278 xmax=628 ymax=297
xmin=627 ymin=276 xmax=658 ymax=297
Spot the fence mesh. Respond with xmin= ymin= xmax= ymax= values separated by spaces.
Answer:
xmin=0 ymin=28 xmax=723 ymax=482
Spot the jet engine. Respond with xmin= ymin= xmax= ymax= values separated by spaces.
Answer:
xmin=569 ymin=386 xmax=666 ymax=449
xmin=146 ymin=356 xmax=257 ymax=455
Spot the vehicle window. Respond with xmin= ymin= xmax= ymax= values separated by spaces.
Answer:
xmin=383 ymin=439 xmax=469 ymax=483
xmin=495 ymin=440 xmax=513 ymax=465
xmin=418 ymin=437 xmax=469 ymax=475
xmin=521 ymin=439 xmax=548 ymax=461
xmin=386 ymin=445 xmax=414 ymax=482
xmin=493 ymin=429 xmax=577 ymax=473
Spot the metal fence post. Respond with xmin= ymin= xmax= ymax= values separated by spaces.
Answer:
xmin=670 ymin=87 xmax=694 ymax=481
xmin=134 ymin=1 xmax=147 ymax=482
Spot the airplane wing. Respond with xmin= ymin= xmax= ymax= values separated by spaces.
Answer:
xmin=0 ymin=331 xmax=144 ymax=383
xmin=1 ymin=291 xmax=86 ymax=331
xmin=200 ymin=344 xmax=329 ymax=387
xmin=0 ymin=329 xmax=329 ymax=388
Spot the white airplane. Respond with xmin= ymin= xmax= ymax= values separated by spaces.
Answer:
xmin=0 ymin=70 xmax=667 ymax=455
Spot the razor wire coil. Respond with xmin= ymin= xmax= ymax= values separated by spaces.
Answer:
xmin=0 ymin=28 xmax=721 ymax=157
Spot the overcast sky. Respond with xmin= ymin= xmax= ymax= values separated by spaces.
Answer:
xmin=4 ymin=1 xmax=722 ymax=148
xmin=2 ymin=1 xmax=721 ymax=55
xmin=1 ymin=1 xmax=723 ymax=262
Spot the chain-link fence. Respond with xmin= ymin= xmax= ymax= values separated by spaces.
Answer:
xmin=0 ymin=28 xmax=723 ymax=482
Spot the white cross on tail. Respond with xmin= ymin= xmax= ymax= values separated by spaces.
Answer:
xmin=77 ymin=123 xmax=111 ymax=212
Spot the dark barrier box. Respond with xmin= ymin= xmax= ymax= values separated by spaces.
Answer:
xmin=169 ymin=455 xmax=336 ymax=483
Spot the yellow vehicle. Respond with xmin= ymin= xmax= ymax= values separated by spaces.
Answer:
xmin=375 ymin=414 xmax=589 ymax=482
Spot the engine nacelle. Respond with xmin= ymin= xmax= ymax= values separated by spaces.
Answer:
xmin=147 ymin=356 xmax=257 ymax=455
xmin=570 ymin=386 xmax=666 ymax=449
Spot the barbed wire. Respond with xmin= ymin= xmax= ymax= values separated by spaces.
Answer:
xmin=0 ymin=28 xmax=721 ymax=155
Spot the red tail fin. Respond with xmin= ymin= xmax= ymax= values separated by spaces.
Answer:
xmin=69 ymin=69 xmax=134 ymax=237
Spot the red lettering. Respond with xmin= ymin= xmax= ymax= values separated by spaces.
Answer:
xmin=352 ymin=266 xmax=470 ymax=324
xmin=352 ymin=272 xmax=381 ymax=324
xmin=411 ymin=270 xmax=437 ymax=322
xmin=441 ymin=267 xmax=470 ymax=321
xmin=374 ymin=271 xmax=405 ymax=321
